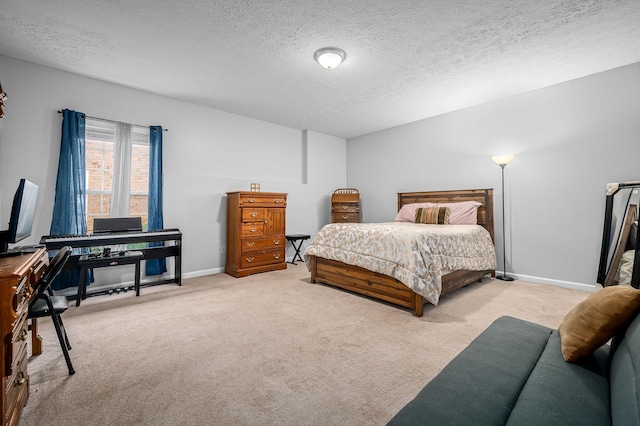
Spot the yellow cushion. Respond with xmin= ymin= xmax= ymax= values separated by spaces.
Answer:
xmin=558 ymin=286 xmax=640 ymax=362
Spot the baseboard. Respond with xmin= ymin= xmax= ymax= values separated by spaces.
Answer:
xmin=183 ymin=267 xmax=224 ymax=279
xmin=182 ymin=258 xmax=299 ymax=280
xmin=498 ymin=271 xmax=596 ymax=292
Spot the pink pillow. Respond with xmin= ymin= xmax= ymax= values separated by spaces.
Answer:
xmin=437 ymin=201 xmax=481 ymax=224
xmin=394 ymin=203 xmax=437 ymax=222
xmin=394 ymin=201 xmax=481 ymax=224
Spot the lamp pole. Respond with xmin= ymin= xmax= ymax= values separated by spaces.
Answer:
xmin=491 ymin=154 xmax=515 ymax=281
xmin=496 ymin=163 xmax=514 ymax=281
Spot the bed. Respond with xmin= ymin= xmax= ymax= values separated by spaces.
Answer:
xmin=305 ymin=188 xmax=496 ymax=317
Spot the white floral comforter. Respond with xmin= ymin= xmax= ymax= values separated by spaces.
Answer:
xmin=304 ymin=222 xmax=497 ymax=305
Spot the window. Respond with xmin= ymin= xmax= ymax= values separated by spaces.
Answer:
xmin=85 ymin=119 xmax=150 ymax=233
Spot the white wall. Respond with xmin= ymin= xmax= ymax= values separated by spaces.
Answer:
xmin=0 ymin=55 xmax=346 ymax=283
xmin=3 ymin=54 xmax=637 ymax=289
xmin=347 ymin=63 xmax=640 ymax=289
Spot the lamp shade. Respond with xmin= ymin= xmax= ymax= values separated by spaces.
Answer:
xmin=491 ymin=154 xmax=515 ymax=166
xmin=314 ymin=47 xmax=346 ymax=69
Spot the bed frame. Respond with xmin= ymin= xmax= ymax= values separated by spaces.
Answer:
xmin=309 ymin=188 xmax=495 ymax=317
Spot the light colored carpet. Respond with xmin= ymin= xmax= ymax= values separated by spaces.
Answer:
xmin=20 ymin=264 xmax=589 ymax=426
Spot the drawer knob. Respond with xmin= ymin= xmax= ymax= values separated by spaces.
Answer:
xmin=342 ymin=205 xmax=349 ymax=209
xmin=342 ymin=215 xmax=349 ymax=219
xmin=16 ymin=372 xmax=26 ymax=386
xmin=248 ymin=198 xmax=255 ymax=203
xmin=19 ymin=329 xmax=28 ymax=341
xmin=250 ymin=228 xmax=257 ymax=233
xmin=275 ymin=199 xmax=280 ymax=204
xmin=246 ymin=257 xmax=254 ymax=263
xmin=273 ymin=240 xmax=280 ymax=245
xmin=274 ymin=254 xmax=280 ymax=259
xmin=246 ymin=241 xmax=255 ymax=247
xmin=250 ymin=212 xmax=257 ymax=217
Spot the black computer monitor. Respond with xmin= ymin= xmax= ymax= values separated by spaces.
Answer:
xmin=0 ymin=179 xmax=39 ymax=254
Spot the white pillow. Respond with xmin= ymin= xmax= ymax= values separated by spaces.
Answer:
xmin=437 ymin=201 xmax=482 ymax=224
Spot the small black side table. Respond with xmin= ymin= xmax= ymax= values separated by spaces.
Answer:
xmin=286 ymin=234 xmax=310 ymax=265
xmin=77 ymin=250 xmax=144 ymax=306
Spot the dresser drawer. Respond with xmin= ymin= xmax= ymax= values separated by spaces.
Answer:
xmin=12 ymin=276 xmax=30 ymax=325
xmin=241 ymin=223 xmax=264 ymax=237
xmin=242 ymin=208 xmax=265 ymax=221
xmin=239 ymin=195 xmax=286 ymax=207
xmin=331 ymin=191 xmax=359 ymax=204
xmin=4 ymin=347 xmax=28 ymax=426
xmin=332 ymin=202 xmax=359 ymax=213
xmin=241 ymin=236 xmax=284 ymax=253
xmin=241 ymin=249 xmax=285 ymax=268
xmin=332 ymin=212 xmax=360 ymax=223
xmin=7 ymin=315 xmax=28 ymax=376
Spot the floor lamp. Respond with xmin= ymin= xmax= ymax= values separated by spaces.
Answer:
xmin=492 ymin=154 xmax=515 ymax=281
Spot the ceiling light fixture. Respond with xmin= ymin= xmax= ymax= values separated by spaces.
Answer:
xmin=314 ymin=47 xmax=346 ymax=70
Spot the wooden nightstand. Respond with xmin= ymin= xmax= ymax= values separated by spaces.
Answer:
xmin=331 ymin=188 xmax=360 ymax=223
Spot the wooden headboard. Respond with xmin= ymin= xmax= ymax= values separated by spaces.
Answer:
xmin=397 ymin=188 xmax=494 ymax=243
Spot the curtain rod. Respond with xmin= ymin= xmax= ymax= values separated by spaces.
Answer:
xmin=57 ymin=110 xmax=168 ymax=131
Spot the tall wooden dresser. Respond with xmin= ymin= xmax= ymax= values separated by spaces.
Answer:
xmin=0 ymin=248 xmax=48 ymax=426
xmin=225 ymin=192 xmax=287 ymax=278
xmin=331 ymin=188 xmax=360 ymax=223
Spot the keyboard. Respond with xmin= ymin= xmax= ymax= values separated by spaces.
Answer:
xmin=40 ymin=229 xmax=181 ymax=249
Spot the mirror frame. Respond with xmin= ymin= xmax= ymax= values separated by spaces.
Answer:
xmin=597 ymin=181 xmax=640 ymax=288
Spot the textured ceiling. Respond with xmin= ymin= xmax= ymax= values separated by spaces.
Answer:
xmin=0 ymin=0 xmax=639 ymax=139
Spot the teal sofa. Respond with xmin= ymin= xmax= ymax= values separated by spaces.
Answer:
xmin=387 ymin=314 xmax=640 ymax=425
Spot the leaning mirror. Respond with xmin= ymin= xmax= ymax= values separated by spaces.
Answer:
xmin=597 ymin=181 xmax=640 ymax=288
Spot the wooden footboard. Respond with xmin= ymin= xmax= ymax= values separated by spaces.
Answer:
xmin=310 ymin=256 xmax=425 ymax=316
xmin=310 ymin=256 xmax=492 ymax=317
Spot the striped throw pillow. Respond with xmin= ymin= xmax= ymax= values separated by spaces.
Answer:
xmin=414 ymin=207 xmax=450 ymax=224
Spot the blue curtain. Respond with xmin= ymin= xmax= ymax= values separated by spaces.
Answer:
xmin=146 ymin=126 xmax=167 ymax=276
xmin=51 ymin=109 xmax=88 ymax=290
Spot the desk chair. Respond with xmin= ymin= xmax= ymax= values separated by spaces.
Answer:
xmin=29 ymin=246 xmax=75 ymax=375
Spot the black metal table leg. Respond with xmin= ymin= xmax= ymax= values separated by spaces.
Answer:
xmin=286 ymin=234 xmax=310 ymax=265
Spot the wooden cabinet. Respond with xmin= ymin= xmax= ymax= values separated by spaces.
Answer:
xmin=0 ymin=248 xmax=48 ymax=426
xmin=331 ymin=188 xmax=360 ymax=223
xmin=226 ymin=192 xmax=287 ymax=277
